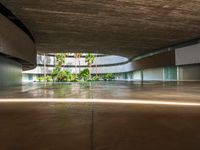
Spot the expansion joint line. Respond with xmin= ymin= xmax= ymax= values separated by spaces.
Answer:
xmin=90 ymin=93 xmax=95 ymax=150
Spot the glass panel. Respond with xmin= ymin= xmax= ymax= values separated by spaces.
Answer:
xmin=164 ymin=66 xmax=177 ymax=80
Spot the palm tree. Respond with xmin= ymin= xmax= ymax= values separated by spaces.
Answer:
xmin=56 ymin=53 xmax=65 ymax=69
xmin=43 ymin=53 xmax=46 ymax=82
xmin=95 ymin=54 xmax=98 ymax=77
xmin=85 ymin=53 xmax=95 ymax=79
xmin=76 ymin=53 xmax=82 ymax=73
xmin=74 ymin=53 xmax=79 ymax=77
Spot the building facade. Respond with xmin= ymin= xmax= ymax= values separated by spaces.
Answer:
xmin=23 ymin=42 xmax=200 ymax=82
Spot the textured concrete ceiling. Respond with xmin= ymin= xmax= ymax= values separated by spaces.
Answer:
xmin=1 ymin=0 xmax=200 ymax=57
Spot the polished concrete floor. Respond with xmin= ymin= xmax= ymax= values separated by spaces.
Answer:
xmin=1 ymin=81 xmax=200 ymax=101
xmin=0 ymin=81 xmax=200 ymax=150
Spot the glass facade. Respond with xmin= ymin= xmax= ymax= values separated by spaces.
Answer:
xmin=164 ymin=66 xmax=177 ymax=81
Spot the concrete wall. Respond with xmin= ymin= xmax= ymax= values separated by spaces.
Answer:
xmin=176 ymin=43 xmax=200 ymax=66
xmin=94 ymin=55 xmax=128 ymax=65
xmin=0 ymin=14 xmax=36 ymax=70
xmin=37 ymin=55 xmax=128 ymax=66
xmin=23 ymin=43 xmax=200 ymax=82
xmin=175 ymin=43 xmax=200 ymax=81
xmin=178 ymin=65 xmax=200 ymax=81
xmin=0 ymin=55 xmax=22 ymax=86
xmin=24 ymin=61 xmax=134 ymax=74
xmin=25 ymin=65 xmax=200 ymax=82
xmin=0 ymin=14 xmax=37 ymax=86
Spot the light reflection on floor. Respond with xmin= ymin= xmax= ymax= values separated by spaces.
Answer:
xmin=0 ymin=81 xmax=200 ymax=102
xmin=0 ymin=81 xmax=200 ymax=150
xmin=0 ymin=98 xmax=200 ymax=106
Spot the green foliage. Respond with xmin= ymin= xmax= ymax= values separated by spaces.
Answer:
xmin=79 ymin=69 xmax=90 ymax=81
xmin=37 ymin=76 xmax=45 ymax=82
xmin=85 ymin=53 xmax=95 ymax=67
xmin=51 ymin=53 xmax=66 ymax=81
xmin=85 ymin=53 xmax=95 ymax=79
xmin=46 ymin=75 xmax=53 ymax=82
xmin=92 ymin=76 xmax=100 ymax=81
xmin=103 ymin=73 xmax=115 ymax=81
xmin=56 ymin=53 xmax=65 ymax=66
xmin=48 ymin=53 xmax=104 ymax=82
xmin=51 ymin=66 xmax=61 ymax=79
xmin=57 ymin=70 xmax=72 ymax=82
xmin=37 ymin=75 xmax=53 ymax=82
xmin=71 ymin=74 xmax=79 ymax=82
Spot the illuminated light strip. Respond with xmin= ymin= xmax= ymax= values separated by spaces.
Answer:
xmin=0 ymin=99 xmax=199 ymax=106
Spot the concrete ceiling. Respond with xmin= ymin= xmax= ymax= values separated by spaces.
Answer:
xmin=1 ymin=0 xmax=200 ymax=57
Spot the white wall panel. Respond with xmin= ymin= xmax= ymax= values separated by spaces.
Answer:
xmin=176 ymin=43 xmax=200 ymax=65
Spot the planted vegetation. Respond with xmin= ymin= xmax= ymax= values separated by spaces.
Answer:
xmin=103 ymin=73 xmax=115 ymax=81
xmin=37 ymin=53 xmax=115 ymax=82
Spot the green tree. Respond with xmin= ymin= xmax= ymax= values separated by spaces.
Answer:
xmin=103 ymin=73 xmax=115 ymax=81
xmin=57 ymin=70 xmax=72 ymax=82
xmin=74 ymin=53 xmax=83 ymax=79
xmin=79 ymin=68 xmax=90 ymax=81
xmin=85 ymin=53 xmax=95 ymax=79
xmin=74 ymin=53 xmax=78 ymax=77
xmin=51 ymin=53 xmax=66 ymax=81
xmin=51 ymin=66 xmax=61 ymax=81
xmin=56 ymin=53 xmax=65 ymax=67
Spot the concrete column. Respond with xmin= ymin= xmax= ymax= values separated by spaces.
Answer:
xmin=140 ymin=70 xmax=144 ymax=84
xmin=162 ymin=67 xmax=166 ymax=87
xmin=44 ymin=53 xmax=46 ymax=79
xmin=177 ymin=66 xmax=179 ymax=81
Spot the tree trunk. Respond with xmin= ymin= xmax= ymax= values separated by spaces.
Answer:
xmin=44 ymin=53 xmax=46 ymax=81
xmin=75 ymin=57 xmax=77 ymax=78
xmin=79 ymin=58 xmax=81 ymax=74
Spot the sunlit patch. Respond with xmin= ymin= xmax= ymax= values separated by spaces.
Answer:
xmin=0 ymin=99 xmax=199 ymax=106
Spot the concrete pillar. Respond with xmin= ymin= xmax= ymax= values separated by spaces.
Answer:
xmin=140 ymin=69 xmax=144 ymax=84
xmin=162 ymin=67 xmax=166 ymax=87
xmin=44 ymin=53 xmax=47 ymax=79
xmin=177 ymin=66 xmax=179 ymax=81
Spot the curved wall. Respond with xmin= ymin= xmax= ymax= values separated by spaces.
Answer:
xmin=0 ymin=13 xmax=36 ymax=86
xmin=24 ymin=51 xmax=175 ymax=75
xmin=23 ymin=41 xmax=200 ymax=82
xmin=0 ymin=55 xmax=22 ymax=86
xmin=37 ymin=55 xmax=128 ymax=66
xmin=0 ymin=14 xmax=36 ymax=70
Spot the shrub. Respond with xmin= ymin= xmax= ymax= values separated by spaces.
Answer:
xmin=103 ymin=73 xmax=115 ymax=81
xmin=37 ymin=76 xmax=45 ymax=82
xmin=37 ymin=75 xmax=53 ymax=82
xmin=79 ymin=69 xmax=90 ymax=81
xmin=71 ymin=74 xmax=79 ymax=82
xmin=51 ymin=66 xmax=61 ymax=81
xmin=92 ymin=76 xmax=100 ymax=81
xmin=46 ymin=75 xmax=53 ymax=82
xmin=51 ymin=53 xmax=66 ymax=81
xmin=57 ymin=70 xmax=72 ymax=82
xmin=85 ymin=53 xmax=95 ymax=67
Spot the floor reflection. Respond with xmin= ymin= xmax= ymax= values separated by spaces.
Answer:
xmin=0 ymin=81 xmax=200 ymax=102
xmin=0 ymin=81 xmax=200 ymax=149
